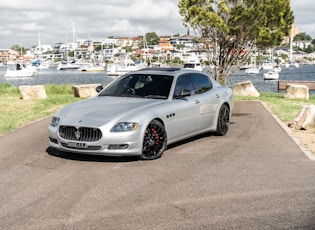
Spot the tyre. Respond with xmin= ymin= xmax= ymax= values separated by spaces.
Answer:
xmin=215 ymin=104 xmax=230 ymax=136
xmin=140 ymin=120 xmax=167 ymax=160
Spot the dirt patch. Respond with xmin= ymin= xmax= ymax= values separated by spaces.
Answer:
xmin=289 ymin=128 xmax=315 ymax=155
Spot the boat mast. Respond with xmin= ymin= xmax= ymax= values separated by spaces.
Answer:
xmin=289 ymin=31 xmax=293 ymax=62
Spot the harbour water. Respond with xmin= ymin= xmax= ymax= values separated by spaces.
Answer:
xmin=0 ymin=64 xmax=314 ymax=94
xmin=227 ymin=64 xmax=315 ymax=94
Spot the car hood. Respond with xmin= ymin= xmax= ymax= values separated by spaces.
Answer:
xmin=57 ymin=96 xmax=165 ymax=126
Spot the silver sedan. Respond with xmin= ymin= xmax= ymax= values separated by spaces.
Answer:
xmin=48 ymin=67 xmax=233 ymax=160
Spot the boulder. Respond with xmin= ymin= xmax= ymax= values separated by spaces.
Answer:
xmin=72 ymin=84 xmax=102 ymax=98
xmin=290 ymin=105 xmax=315 ymax=130
xmin=284 ymin=84 xmax=309 ymax=100
xmin=19 ymin=85 xmax=47 ymax=100
xmin=232 ymin=81 xmax=260 ymax=97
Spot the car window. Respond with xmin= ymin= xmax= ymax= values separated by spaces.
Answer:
xmin=99 ymin=74 xmax=173 ymax=99
xmin=190 ymin=73 xmax=213 ymax=94
xmin=173 ymin=74 xmax=195 ymax=98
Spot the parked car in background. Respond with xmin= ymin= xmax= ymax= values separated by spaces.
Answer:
xmin=48 ymin=67 xmax=233 ymax=160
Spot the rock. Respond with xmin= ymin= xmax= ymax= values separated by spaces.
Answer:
xmin=284 ymin=84 xmax=309 ymax=100
xmin=19 ymin=85 xmax=47 ymax=100
xmin=289 ymin=105 xmax=315 ymax=130
xmin=232 ymin=81 xmax=260 ymax=97
xmin=72 ymin=84 xmax=102 ymax=98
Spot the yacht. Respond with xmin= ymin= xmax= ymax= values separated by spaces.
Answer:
xmin=78 ymin=63 xmax=104 ymax=72
xmin=183 ymin=59 xmax=203 ymax=71
xmin=107 ymin=53 xmax=140 ymax=75
xmin=263 ymin=71 xmax=279 ymax=80
xmin=4 ymin=62 xmax=36 ymax=78
xmin=57 ymin=60 xmax=80 ymax=70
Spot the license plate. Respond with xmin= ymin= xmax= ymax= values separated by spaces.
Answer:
xmin=67 ymin=142 xmax=87 ymax=148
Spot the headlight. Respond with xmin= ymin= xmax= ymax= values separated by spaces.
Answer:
xmin=110 ymin=122 xmax=138 ymax=132
xmin=50 ymin=116 xmax=60 ymax=127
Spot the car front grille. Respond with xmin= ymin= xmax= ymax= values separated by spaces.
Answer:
xmin=59 ymin=126 xmax=102 ymax=142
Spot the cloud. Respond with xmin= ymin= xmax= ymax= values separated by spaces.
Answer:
xmin=291 ymin=0 xmax=315 ymax=37
xmin=0 ymin=0 xmax=313 ymax=49
xmin=0 ymin=0 xmax=185 ymax=48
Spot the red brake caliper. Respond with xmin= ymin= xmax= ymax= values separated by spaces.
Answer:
xmin=152 ymin=128 xmax=160 ymax=145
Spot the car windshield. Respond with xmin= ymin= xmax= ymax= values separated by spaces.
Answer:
xmin=99 ymin=74 xmax=174 ymax=99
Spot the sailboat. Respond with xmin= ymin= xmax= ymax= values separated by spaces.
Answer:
xmin=285 ymin=27 xmax=299 ymax=68
xmin=245 ymin=55 xmax=260 ymax=74
xmin=57 ymin=23 xmax=80 ymax=70
xmin=31 ymin=32 xmax=49 ymax=70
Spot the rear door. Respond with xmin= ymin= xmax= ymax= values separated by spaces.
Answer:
xmin=190 ymin=73 xmax=220 ymax=130
xmin=168 ymin=74 xmax=201 ymax=140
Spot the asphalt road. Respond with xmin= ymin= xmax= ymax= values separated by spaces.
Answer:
xmin=1 ymin=101 xmax=315 ymax=229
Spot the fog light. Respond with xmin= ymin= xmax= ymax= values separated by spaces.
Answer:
xmin=108 ymin=144 xmax=129 ymax=150
xmin=49 ymin=137 xmax=58 ymax=144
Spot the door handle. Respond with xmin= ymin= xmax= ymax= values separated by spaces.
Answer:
xmin=216 ymin=94 xmax=220 ymax=98
xmin=195 ymin=100 xmax=200 ymax=104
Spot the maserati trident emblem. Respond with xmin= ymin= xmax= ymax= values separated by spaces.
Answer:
xmin=75 ymin=129 xmax=81 ymax=140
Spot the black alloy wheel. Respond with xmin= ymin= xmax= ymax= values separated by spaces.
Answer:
xmin=215 ymin=104 xmax=230 ymax=136
xmin=140 ymin=120 xmax=167 ymax=160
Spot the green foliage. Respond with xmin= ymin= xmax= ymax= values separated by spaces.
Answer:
xmin=10 ymin=44 xmax=28 ymax=54
xmin=294 ymin=32 xmax=312 ymax=41
xmin=122 ymin=46 xmax=133 ymax=52
xmin=68 ymin=51 xmax=74 ymax=57
xmin=145 ymin=32 xmax=160 ymax=45
xmin=178 ymin=0 xmax=294 ymax=83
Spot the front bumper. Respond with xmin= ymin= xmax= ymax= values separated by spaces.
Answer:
xmin=48 ymin=126 xmax=144 ymax=157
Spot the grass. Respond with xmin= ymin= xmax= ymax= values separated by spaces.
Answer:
xmin=235 ymin=92 xmax=315 ymax=125
xmin=0 ymin=83 xmax=81 ymax=135
xmin=0 ymin=83 xmax=314 ymax=136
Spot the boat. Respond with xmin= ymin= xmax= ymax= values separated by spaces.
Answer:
xmin=34 ymin=32 xmax=50 ymax=70
xmin=78 ymin=63 xmax=104 ymax=72
xmin=4 ymin=62 xmax=36 ymax=78
xmin=183 ymin=58 xmax=203 ymax=71
xmin=263 ymin=71 xmax=279 ymax=80
xmin=245 ymin=56 xmax=260 ymax=74
xmin=261 ymin=60 xmax=273 ymax=70
xmin=285 ymin=29 xmax=299 ymax=68
xmin=245 ymin=67 xmax=260 ymax=74
xmin=57 ymin=60 xmax=80 ymax=70
xmin=150 ymin=62 xmax=167 ymax=68
xmin=107 ymin=53 xmax=140 ymax=75
xmin=273 ymin=65 xmax=282 ymax=72
xmin=285 ymin=61 xmax=299 ymax=68
xmin=239 ymin=63 xmax=252 ymax=70
xmin=31 ymin=59 xmax=49 ymax=70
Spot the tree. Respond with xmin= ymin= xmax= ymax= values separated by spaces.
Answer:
xmin=145 ymin=32 xmax=160 ymax=45
xmin=179 ymin=0 xmax=294 ymax=83
xmin=11 ymin=44 xmax=27 ymax=55
xmin=294 ymin=32 xmax=312 ymax=41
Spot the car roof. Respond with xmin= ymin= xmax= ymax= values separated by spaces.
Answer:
xmin=130 ymin=67 xmax=207 ymax=76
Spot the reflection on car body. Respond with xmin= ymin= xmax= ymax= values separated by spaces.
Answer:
xmin=48 ymin=67 xmax=233 ymax=160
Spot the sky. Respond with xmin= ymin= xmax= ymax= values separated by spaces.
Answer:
xmin=0 ymin=0 xmax=313 ymax=49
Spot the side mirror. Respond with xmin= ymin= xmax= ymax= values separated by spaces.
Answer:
xmin=180 ymin=89 xmax=191 ymax=97
xmin=96 ymin=85 xmax=103 ymax=93
xmin=174 ymin=89 xmax=191 ymax=99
